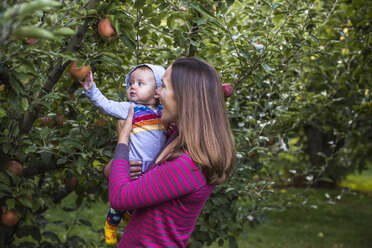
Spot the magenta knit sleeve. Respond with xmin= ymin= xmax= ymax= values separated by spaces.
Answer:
xmin=109 ymin=144 xmax=207 ymax=212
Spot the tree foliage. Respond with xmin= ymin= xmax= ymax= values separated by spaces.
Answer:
xmin=0 ymin=0 xmax=370 ymax=247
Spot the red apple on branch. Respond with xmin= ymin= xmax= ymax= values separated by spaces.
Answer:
xmin=6 ymin=160 xmax=22 ymax=176
xmin=98 ymin=18 xmax=116 ymax=41
xmin=69 ymin=60 xmax=90 ymax=81
xmin=40 ymin=116 xmax=54 ymax=128
xmin=222 ymin=83 xmax=234 ymax=98
xmin=2 ymin=210 xmax=19 ymax=227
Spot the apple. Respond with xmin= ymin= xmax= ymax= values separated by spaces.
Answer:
xmin=69 ymin=60 xmax=91 ymax=81
xmin=268 ymin=137 xmax=275 ymax=146
xmin=95 ymin=118 xmax=108 ymax=127
xmin=39 ymin=116 xmax=54 ymax=128
xmin=2 ymin=210 xmax=19 ymax=227
xmin=64 ymin=177 xmax=77 ymax=192
xmin=98 ymin=18 xmax=116 ymax=41
xmin=222 ymin=83 xmax=234 ymax=98
xmin=7 ymin=160 xmax=22 ymax=176
xmin=26 ymin=38 xmax=36 ymax=44
xmin=56 ymin=115 xmax=66 ymax=127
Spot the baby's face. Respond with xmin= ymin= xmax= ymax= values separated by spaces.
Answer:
xmin=127 ymin=68 xmax=158 ymax=106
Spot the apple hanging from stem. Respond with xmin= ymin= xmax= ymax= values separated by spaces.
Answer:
xmin=222 ymin=83 xmax=234 ymax=98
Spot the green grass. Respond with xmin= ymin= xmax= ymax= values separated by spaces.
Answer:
xmin=208 ymin=189 xmax=372 ymax=248
xmin=339 ymin=165 xmax=372 ymax=192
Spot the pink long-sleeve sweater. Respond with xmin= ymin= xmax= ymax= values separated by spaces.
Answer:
xmin=109 ymin=142 xmax=214 ymax=247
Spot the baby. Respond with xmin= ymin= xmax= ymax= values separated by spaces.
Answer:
xmin=80 ymin=64 xmax=166 ymax=244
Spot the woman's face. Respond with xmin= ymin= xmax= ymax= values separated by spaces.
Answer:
xmin=157 ymin=66 xmax=178 ymax=124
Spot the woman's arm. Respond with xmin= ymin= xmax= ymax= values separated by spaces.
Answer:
xmin=109 ymin=107 xmax=209 ymax=212
xmin=109 ymin=147 xmax=208 ymax=212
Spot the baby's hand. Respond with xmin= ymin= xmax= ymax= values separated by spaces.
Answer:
xmin=79 ymin=70 xmax=94 ymax=91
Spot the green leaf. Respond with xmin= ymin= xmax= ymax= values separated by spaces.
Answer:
xmin=272 ymin=14 xmax=286 ymax=29
xmin=53 ymin=27 xmax=76 ymax=36
xmin=19 ymin=196 xmax=33 ymax=209
xmin=14 ymin=26 xmax=60 ymax=41
xmin=40 ymin=128 xmax=51 ymax=140
xmin=6 ymin=198 xmax=16 ymax=210
xmin=190 ymin=39 xmax=200 ymax=47
xmin=21 ymin=97 xmax=29 ymax=111
xmin=76 ymin=157 xmax=84 ymax=175
xmin=119 ymin=34 xmax=136 ymax=50
xmin=261 ymin=63 xmax=272 ymax=73
xmin=0 ymin=172 xmax=11 ymax=185
xmin=0 ymin=108 xmax=7 ymax=118
xmin=9 ymin=77 xmax=26 ymax=95
xmin=189 ymin=2 xmax=216 ymax=20
xmin=4 ymin=0 xmax=61 ymax=21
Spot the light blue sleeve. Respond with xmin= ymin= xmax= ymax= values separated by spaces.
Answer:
xmin=83 ymin=83 xmax=131 ymax=119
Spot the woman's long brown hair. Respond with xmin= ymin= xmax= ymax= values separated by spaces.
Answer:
xmin=166 ymin=58 xmax=236 ymax=185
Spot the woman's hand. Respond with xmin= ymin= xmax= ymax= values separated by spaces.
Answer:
xmin=104 ymin=159 xmax=143 ymax=179
xmin=129 ymin=161 xmax=143 ymax=180
xmin=117 ymin=106 xmax=134 ymax=145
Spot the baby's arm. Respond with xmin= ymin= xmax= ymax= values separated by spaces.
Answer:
xmin=79 ymin=71 xmax=131 ymax=119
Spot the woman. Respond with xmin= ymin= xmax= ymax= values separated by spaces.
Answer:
xmin=109 ymin=58 xmax=236 ymax=247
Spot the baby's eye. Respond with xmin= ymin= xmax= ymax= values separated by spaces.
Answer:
xmin=138 ymin=82 xmax=144 ymax=86
xmin=129 ymin=82 xmax=134 ymax=86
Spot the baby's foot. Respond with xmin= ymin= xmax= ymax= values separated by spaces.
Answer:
xmin=105 ymin=220 xmax=117 ymax=245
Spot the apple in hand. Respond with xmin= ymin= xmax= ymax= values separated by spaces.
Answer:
xmin=222 ymin=83 xmax=234 ymax=98
xmin=7 ymin=161 xmax=22 ymax=176
xmin=70 ymin=60 xmax=90 ymax=81
xmin=98 ymin=18 xmax=116 ymax=41
xmin=2 ymin=209 xmax=19 ymax=227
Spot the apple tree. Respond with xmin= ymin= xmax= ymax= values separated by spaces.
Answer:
xmin=0 ymin=0 xmax=370 ymax=247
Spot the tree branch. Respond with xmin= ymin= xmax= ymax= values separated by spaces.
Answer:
xmin=233 ymin=13 xmax=293 ymax=86
xmin=19 ymin=0 xmax=101 ymax=134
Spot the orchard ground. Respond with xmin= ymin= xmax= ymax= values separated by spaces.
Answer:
xmin=13 ymin=164 xmax=372 ymax=248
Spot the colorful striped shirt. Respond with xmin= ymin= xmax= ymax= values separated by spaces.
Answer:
xmin=109 ymin=141 xmax=214 ymax=247
xmin=84 ymin=83 xmax=167 ymax=171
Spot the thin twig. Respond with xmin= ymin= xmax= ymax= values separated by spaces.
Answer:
xmin=234 ymin=13 xmax=293 ymax=86
xmin=223 ymin=14 xmax=244 ymax=68
xmin=324 ymin=0 xmax=339 ymax=25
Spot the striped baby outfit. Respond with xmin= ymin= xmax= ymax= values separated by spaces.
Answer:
xmin=84 ymin=83 xmax=167 ymax=172
xmin=109 ymin=131 xmax=214 ymax=247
